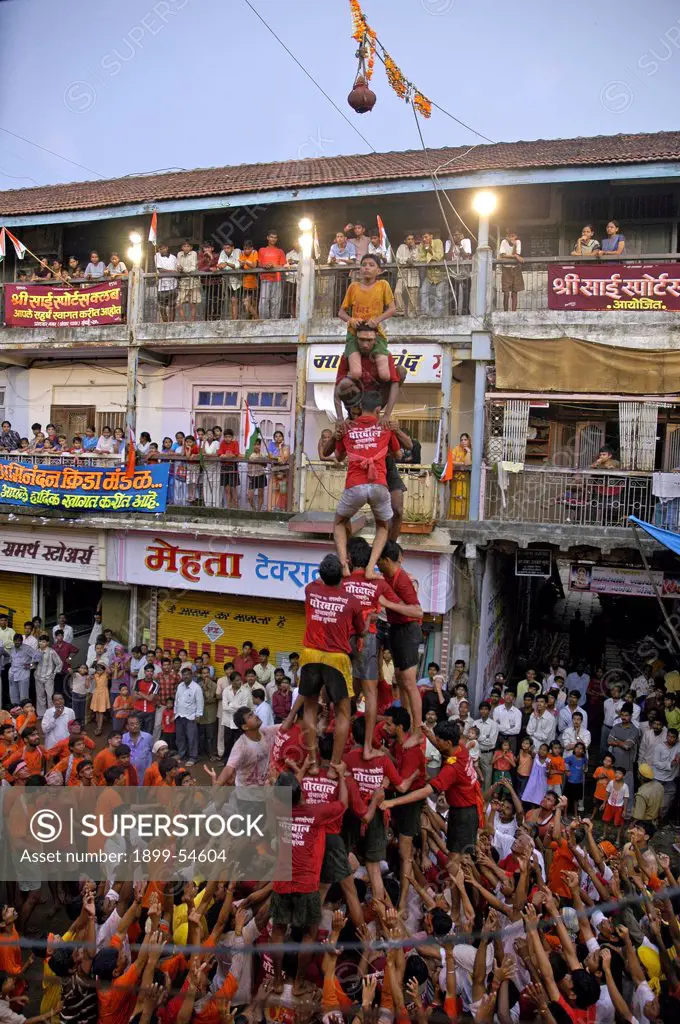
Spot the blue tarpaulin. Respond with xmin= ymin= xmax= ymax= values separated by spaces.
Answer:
xmin=629 ymin=516 xmax=680 ymax=558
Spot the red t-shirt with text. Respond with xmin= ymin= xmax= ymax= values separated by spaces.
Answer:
xmin=343 ymin=748 xmax=402 ymax=799
xmin=273 ymin=800 xmax=345 ymax=894
xmin=303 ymin=580 xmax=364 ymax=654
xmin=302 ymin=769 xmax=368 ymax=833
xmin=341 ymin=569 xmax=400 ymax=634
xmin=336 ymin=414 xmax=400 ymax=489
xmin=384 ymin=567 xmax=421 ymax=625
xmin=430 ymin=745 xmax=479 ymax=808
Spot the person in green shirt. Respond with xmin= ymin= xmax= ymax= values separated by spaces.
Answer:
xmin=664 ymin=693 xmax=680 ymax=732
xmin=198 ymin=665 xmax=219 ymax=760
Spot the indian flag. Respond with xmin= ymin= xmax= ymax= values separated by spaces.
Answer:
xmin=0 ymin=228 xmax=5 ymax=263
xmin=244 ymin=402 xmax=261 ymax=456
xmin=376 ymin=215 xmax=393 ymax=261
xmin=3 ymin=228 xmax=26 ymax=260
xmin=148 ymin=210 xmax=157 ymax=246
xmin=125 ymin=426 xmax=136 ymax=478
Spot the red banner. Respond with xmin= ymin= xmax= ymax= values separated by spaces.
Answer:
xmin=4 ymin=282 xmax=124 ymax=327
xmin=548 ymin=262 xmax=680 ymax=311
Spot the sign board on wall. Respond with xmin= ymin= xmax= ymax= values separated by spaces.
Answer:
xmin=0 ymin=460 xmax=169 ymax=514
xmin=568 ymin=563 xmax=680 ymax=598
xmin=515 ymin=549 xmax=552 ymax=577
xmin=4 ymin=282 xmax=124 ymax=327
xmin=548 ymin=263 xmax=680 ymax=311
xmin=107 ymin=532 xmax=456 ymax=614
xmin=306 ymin=343 xmax=443 ymax=384
xmin=0 ymin=528 xmax=104 ymax=580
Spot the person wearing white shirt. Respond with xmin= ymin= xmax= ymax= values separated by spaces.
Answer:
xmin=561 ymin=714 xmax=592 ymax=752
xmin=631 ymin=667 xmax=652 ymax=698
xmin=527 ymin=696 xmax=557 ymax=750
xmin=252 ymin=687 xmax=274 ymax=727
xmin=41 ymin=695 xmax=75 ymax=746
xmin=254 ymin=650 xmax=275 ymax=691
xmin=474 ymin=701 xmax=500 ymax=789
xmin=155 ymin=244 xmax=178 ymax=322
xmin=0 ymin=616 xmax=14 ymax=657
xmin=565 ymin=663 xmax=590 ymax=706
xmin=492 ymin=692 xmax=522 ymax=754
xmin=96 ymin=426 xmax=116 ymax=453
xmin=218 ymin=673 xmax=252 ymax=760
xmin=22 ymin=627 xmax=38 ymax=650
xmin=88 ymin=613 xmax=104 ymax=647
xmin=87 ymin=642 xmax=111 ymax=675
xmin=601 ymin=685 xmax=624 ymax=757
xmin=52 ymin=616 xmax=73 ymax=644
xmin=614 ymin=699 xmax=640 ymax=728
xmin=557 ymin=694 xmax=589 ymax=735
xmin=638 ymin=717 xmax=667 ymax=766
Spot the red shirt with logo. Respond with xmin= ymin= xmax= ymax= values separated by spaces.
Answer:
xmin=341 ymin=569 xmax=400 ymax=634
xmin=303 ymin=580 xmax=365 ymax=654
xmin=335 ymin=414 xmax=400 ymax=489
xmin=302 ymin=768 xmax=368 ymax=834
xmin=394 ymin=737 xmax=427 ymax=791
xmin=273 ymin=801 xmax=345 ymax=894
xmin=384 ymin=567 xmax=421 ymax=625
xmin=343 ymin=748 xmax=402 ymax=799
xmin=134 ymin=678 xmax=159 ymax=714
xmin=270 ymin=722 xmax=306 ymax=776
xmin=336 ymin=353 xmax=400 ymax=392
xmin=429 ymin=744 xmax=480 ymax=808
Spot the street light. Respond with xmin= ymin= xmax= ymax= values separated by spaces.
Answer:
xmin=472 ymin=191 xmax=497 ymax=249
xmin=298 ymin=216 xmax=313 ymax=233
xmin=299 ymin=217 xmax=314 ymax=259
xmin=127 ymin=230 xmax=143 ymax=267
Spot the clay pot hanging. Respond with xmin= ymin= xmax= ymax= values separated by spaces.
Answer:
xmin=348 ymin=74 xmax=376 ymax=114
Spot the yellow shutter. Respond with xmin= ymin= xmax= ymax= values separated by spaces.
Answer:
xmin=157 ymin=590 xmax=306 ymax=665
xmin=0 ymin=572 xmax=33 ymax=630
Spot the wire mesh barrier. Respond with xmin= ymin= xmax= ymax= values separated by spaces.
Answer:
xmin=301 ymin=460 xmax=441 ymax=523
xmin=163 ymin=455 xmax=293 ymax=512
xmin=313 ymin=261 xmax=472 ymax=318
xmin=142 ymin=269 xmax=299 ymax=324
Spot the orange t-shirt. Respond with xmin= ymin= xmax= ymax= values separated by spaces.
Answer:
xmin=239 ymin=251 xmax=258 ymax=289
xmin=47 ymin=735 xmax=95 ymax=762
xmin=8 ymin=745 xmax=46 ymax=774
xmin=593 ymin=766 xmax=615 ymax=802
xmin=97 ymin=934 xmax=142 ymax=1024
xmin=55 ymin=754 xmax=86 ymax=785
xmin=341 ymin=280 xmax=395 ymax=337
xmin=93 ymin=748 xmax=119 ymax=783
xmin=548 ymin=838 xmax=578 ymax=898
xmin=547 ymin=756 xmax=566 ymax=787
xmin=143 ymin=762 xmax=162 ymax=787
xmin=0 ymin=926 xmax=22 ymax=975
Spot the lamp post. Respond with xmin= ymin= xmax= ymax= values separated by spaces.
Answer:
xmin=294 ymin=218 xmax=315 ymax=512
xmin=469 ymin=191 xmax=497 ymax=522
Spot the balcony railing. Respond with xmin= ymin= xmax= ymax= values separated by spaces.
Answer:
xmin=0 ymin=452 xmax=123 ymax=466
xmin=482 ymin=465 xmax=658 ymax=526
xmin=301 ymin=460 xmax=440 ymax=524
xmin=162 ymin=455 xmax=293 ymax=512
xmin=491 ymin=254 xmax=680 ymax=313
xmin=313 ymin=262 xmax=472 ymax=319
xmin=141 ymin=269 xmax=298 ymax=323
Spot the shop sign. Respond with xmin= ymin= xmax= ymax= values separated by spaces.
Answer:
xmin=515 ymin=549 xmax=552 ymax=577
xmin=568 ymin=563 xmax=680 ymax=598
xmin=107 ymin=532 xmax=455 ymax=613
xmin=306 ymin=343 xmax=442 ymax=383
xmin=0 ymin=459 xmax=169 ymax=513
xmin=549 ymin=263 xmax=680 ymax=311
xmin=4 ymin=282 xmax=124 ymax=327
xmin=0 ymin=527 xmax=103 ymax=581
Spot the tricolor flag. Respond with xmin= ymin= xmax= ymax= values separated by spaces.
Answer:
xmin=125 ymin=426 xmax=136 ymax=478
xmin=376 ymin=215 xmax=393 ymax=262
xmin=148 ymin=210 xmax=157 ymax=246
xmin=0 ymin=228 xmax=5 ymax=263
xmin=244 ymin=402 xmax=261 ymax=456
xmin=3 ymin=228 xmax=26 ymax=260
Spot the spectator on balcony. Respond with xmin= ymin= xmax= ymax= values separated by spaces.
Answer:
xmin=172 ymin=430 xmax=185 ymax=452
xmin=571 ymin=224 xmax=600 ymax=257
xmin=318 ymin=428 xmax=338 ymax=462
xmin=176 ymin=240 xmax=201 ymax=321
xmin=284 ymin=242 xmax=301 ymax=317
xmin=591 ymin=445 xmax=621 ymax=470
xmin=219 ymin=428 xmax=240 ymax=509
xmin=445 ymin=229 xmax=472 ymax=260
xmin=417 ymin=232 xmax=447 ymax=315
xmin=111 ymin=427 xmax=125 ymax=454
xmin=67 ymin=256 xmax=83 ymax=279
xmin=198 ymin=241 xmax=220 ymax=321
xmin=328 ymin=231 xmax=357 ymax=266
xmin=498 ymin=229 xmax=525 ymax=312
xmin=105 ymin=253 xmax=128 ymax=278
xmin=51 ymin=259 xmax=71 ymax=283
xmin=96 ymin=425 xmax=116 ymax=454
xmin=239 ymin=240 xmax=259 ymax=319
xmin=258 ymin=231 xmax=288 ymax=319
xmin=395 ymin=233 xmax=420 ymax=317
xmin=368 ymin=230 xmax=390 ymax=263
xmin=247 ymin=437 xmax=267 ymax=511
xmin=450 ymin=432 xmax=472 ymax=519
xmin=217 ymin=241 xmax=242 ymax=319
xmin=596 ymin=220 xmax=626 ymax=258
xmin=31 ymin=258 xmax=52 ymax=281
xmin=0 ymin=421 xmax=21 ymax=453
xmin=136 ymin=431 xmax=152 ymax=458
xmin=201 ymin=428 xmax=220 ymax=505
xmin=82 ymin=426 xmax=97 ymax=451
xmin=344 ymin=222 xmax=370 ymax=261
xmin=84 ymin=251 xmax=106 ymax=280
xmin=268 ymin=430 xmax=291 ymax=511
xmin=155 ymin=242 xmax=178 ymax=322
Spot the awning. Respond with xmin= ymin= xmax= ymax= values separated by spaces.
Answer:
xmin=629 ymin=515 xmax=680 ymax=557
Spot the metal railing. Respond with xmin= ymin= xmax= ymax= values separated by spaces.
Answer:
xmin=301 ymin=460 xmax=440 ymax=523
xmin=141 ymin=268 xmax=299 ymax=323
xmin=0 ymin=451 xmax=123 ymax=466
xmin=161 ymin=455 xmax=293 ymax=512
xmin=447 ymin=468 xmax=471 ymax=520
xmin=491 ymin=253 xmax=680 ymax=312
xmin=313 ymin=261 xmax=472 ymax=319
xmin=482 ymin=464 xmax=657 ymax=526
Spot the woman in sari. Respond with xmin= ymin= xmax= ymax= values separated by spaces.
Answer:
xmin=449 ymin=432 xmax=472 ymax=518
xmin=268 ymin=430 xmax=291 ymax=511
xmin=110 ymin=645 xmax=130 ymax=701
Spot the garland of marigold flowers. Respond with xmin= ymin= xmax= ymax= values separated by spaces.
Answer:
xmin=348 ymin=0 xmax=432 ymax=116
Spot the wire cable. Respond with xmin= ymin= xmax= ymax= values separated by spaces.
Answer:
xmin=0 ymin=126 xmax=104 ymax=180
xmin=241 ymin=0 xmax=375 ymax=153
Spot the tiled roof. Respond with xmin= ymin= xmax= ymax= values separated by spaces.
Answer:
xmin=2 ymin=131 xmax=680 ymax=217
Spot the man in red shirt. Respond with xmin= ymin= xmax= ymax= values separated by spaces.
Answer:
xmin=233 ymin=641 xmax=256 ymax=679
xmin=333 ymin=331 xmax=403 ymax=422
xmin=218 ymin=428 xmax=240 ymax=508
xmin=382 ymin=705 xmax=427 ymax=909
xmin=333 ymin=391 xmax=412 ymax=579
xmin=342 ymin=535 xmax=422 ymax=759
xmin=382 ymin=720 xmax=482 ymax=854
xmin=300 ymin=554 xmax=365 ymax=768
xmin=258 ymin=230 xmax=288 ymax=319
xmin=378 ymin=539 xmax=424 ymax=737
xmin=131 ymin=663 xmax=159 ymax=735
xmin=271 ymin=769 xmax=347 ymax=996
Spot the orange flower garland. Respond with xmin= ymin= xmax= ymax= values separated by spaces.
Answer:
xmin=347 ymin=0 xmax=432 ymax=116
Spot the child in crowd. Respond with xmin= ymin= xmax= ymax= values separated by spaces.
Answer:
xmin=593 ymin=752 xmax=616 ymax=818
xmin=546 ymin=739 xmax=567 ymax=796
xmin=603 ymin=766 xmax=629 ymax=844
xmin=492 ymin=738 xmax=516 ymax=784
xmin=161 ymin=697 xmax=176 ymax=749
xmin=521 ymin=741 xmax=549 ymax=806
xmin=272 ymin=677 xmax=292 ymax=724
xmin=90 ymin=661 xmax=111 ymax=736
xmin=564 ymin=740 xmax=588 ymax=816
xmin=338 ymin=254 xmax=396 ymax=382
xmin=247 ymin=438 xmax=267 ymax=511
xmin=515 ymin=736 xmax=534 ymax=797
xmin=112 ymin=683 xmax=132 ymax=734
xmin=465 ymin=725 xmax=481 ymax=779
xmin=239 ymin=239 xmax=259 ymax=319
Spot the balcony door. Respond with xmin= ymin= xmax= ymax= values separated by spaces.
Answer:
xmin=50 ymin=405 xmax=96 ymax=440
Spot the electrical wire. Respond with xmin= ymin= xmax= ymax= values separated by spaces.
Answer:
xmin=241 ymin=0 xmax=375 ymax=153
xmin=0 ymin=127 xmax=104 ymax=180
xmin=429 ymin=100 xmax=495 ymax=144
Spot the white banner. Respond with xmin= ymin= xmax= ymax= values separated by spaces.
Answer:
xmin=569 ymin=564 xmax=662 ymax=598
xmin=107 ymin=531 xmax=455 ymax=614
xmin=307 ymin=343 xmax=443 ymax=384
xmin=0 ymin=527 xmax=104 ymax=580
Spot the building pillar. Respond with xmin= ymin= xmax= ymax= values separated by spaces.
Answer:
xmin=125 ymin=265 xmax=143 ymax=444
xmin=293 ymin=245 xmax=315 ymax=511
xmin=469 ymin=333 xmax=491 ymax=521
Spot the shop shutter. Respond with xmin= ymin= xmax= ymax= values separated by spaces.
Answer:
xmin=0 ymin=572 xmax=33 ymax=630
xmin=157 ymin=590 xmax=306 ymax=667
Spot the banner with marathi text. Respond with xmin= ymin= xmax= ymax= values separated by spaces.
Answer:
xmin=4 ymin=282 xmax=124 ymax=327
xmin=0 ymin=461 xmax=169 ymax=513
xmin=549 ymin=262 xmax=680 ymax=311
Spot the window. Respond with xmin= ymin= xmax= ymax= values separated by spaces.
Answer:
xmin=246 ymin=391 xmax=290 ymax=411
xmin=195 ymin=390 xmax=239 ymax=408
